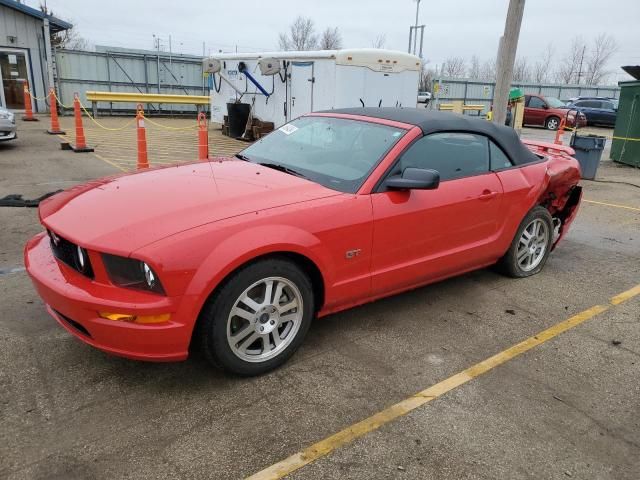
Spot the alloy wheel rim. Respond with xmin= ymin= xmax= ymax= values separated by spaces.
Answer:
xmin=517 ymin=219 xmax=549 ymax=272
xmin=226 ymin=276 xmax=303 ymax=363
xmin=548 ymin=119 xmax=558 ymax=129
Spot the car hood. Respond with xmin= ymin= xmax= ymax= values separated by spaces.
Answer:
xmin=39 ymin=159 xmax=341 ymax=254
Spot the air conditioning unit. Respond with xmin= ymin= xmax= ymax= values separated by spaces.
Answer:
xmin=258 ymin=58 xmax=281 ymax=76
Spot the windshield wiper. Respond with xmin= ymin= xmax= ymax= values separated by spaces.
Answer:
xmin=258 ymin=162 xmax=308 ymax=179
xmin=234 ymin=153 xmax=251 ymax=161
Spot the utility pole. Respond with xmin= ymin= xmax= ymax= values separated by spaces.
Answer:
xmin=408 ymin=0 xmax=425 ymax=58
xmin=576 ymin=45 xmax=586 ymax=85
xmin=413 ymin=0 xmax=421 ymax=55
xmin=492 ymin=0 xmax=526 ymax=126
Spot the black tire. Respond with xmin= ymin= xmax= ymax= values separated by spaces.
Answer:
xmin=197 ymin=258 xmax=314 ymax=376
xmin=497 ymin=206 xmax=553 ymax=278
xmin=545 ymin=116 xmax=560 ymax=130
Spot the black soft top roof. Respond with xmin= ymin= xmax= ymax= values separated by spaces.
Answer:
xmin=318 ymin=107 xmax=540 ymax=165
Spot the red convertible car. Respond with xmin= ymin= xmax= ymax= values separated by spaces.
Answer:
xmin=25 ymin=109 xmax=582 ymax=375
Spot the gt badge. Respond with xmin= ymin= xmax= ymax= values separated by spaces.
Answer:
xmin=345 ymin=249 xmax=362 ymax=259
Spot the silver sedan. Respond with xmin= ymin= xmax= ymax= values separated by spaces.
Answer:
xmin=0 ymin=107 xmax=17 ymax=141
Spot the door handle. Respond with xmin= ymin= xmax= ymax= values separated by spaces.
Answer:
xmin=478 ymin=190 xmax=499 ymax=200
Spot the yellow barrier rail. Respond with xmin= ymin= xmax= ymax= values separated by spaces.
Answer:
xmin=437 ymin=103 xmax=484 ymax=115
xmin=85 ymin=91 xmax=210 ymax=105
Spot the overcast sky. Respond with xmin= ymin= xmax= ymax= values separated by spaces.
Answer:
xmin=37 ymin=0 xmax=639 ymax=83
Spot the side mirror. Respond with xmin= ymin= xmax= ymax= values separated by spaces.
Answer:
xmin=542 ymin=104 xmax=549 ymax=109
xmin=385 ymin=168 xmax=440 ymax=191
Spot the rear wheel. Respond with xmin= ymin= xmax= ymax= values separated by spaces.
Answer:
xmin=545 ymin=116 xmax=560 ymax=130
xmin=198 ymin=258 xmax=314 ymax=376
xmin=498 ymin=206 xmax=553 ymax=278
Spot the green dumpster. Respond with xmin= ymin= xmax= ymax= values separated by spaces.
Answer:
xmin=610 ymin=78 xmax=640 ymax=167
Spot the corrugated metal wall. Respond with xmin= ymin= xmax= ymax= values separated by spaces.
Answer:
xmin=55 ymin=49 xmax=207 ymax=113
xmin=431 ymin=78 xmax=621 ymax=114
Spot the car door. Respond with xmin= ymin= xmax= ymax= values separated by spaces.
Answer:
xmin=525 ymin=95 xmax=547 ymax=126
xmin=369 ymin=132 xmax=504 ymax=296
xmin=600 ymin=100 xmax=617 ymax=126
xmin=575 ymin=100 xmax=598 ymax=124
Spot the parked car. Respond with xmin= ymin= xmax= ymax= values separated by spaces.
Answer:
xmin=565 ymin=97 xmax=617 ymax=127
xmin=0 ymin=107 xmax=17 ymax=141
xmin=417 ymin=91 xmax=432 ymax=103
xmin=524 ymin=94 xmax=587 ymax=130
xmin=25 ymin=109 xmax=582 ymax=376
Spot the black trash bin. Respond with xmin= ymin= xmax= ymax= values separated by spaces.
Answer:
xmin=569 ymin=134 xmax=606 ymax=180
xmin=226 ymin=102 xmax=251 ymax=138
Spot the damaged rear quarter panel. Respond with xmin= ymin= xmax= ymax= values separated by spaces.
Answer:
xmin=495 ymin=150 xmax=582 ymax=253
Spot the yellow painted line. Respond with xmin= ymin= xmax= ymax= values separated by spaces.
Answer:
xmin=610 ymin=284 xmax=640 ymax=305
xmin=583 ymin=199 xmax=640 ymax=212
xmin=246 ymin=284 xmax=640 ymax=480
xmin=92 ymin=152 xmax=129 ymax=172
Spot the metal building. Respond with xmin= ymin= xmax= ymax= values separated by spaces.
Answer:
xmin=0 ymin=0 xmax=72 ymax=112
xmin=611 ymin=66 xmax=640 ymax=167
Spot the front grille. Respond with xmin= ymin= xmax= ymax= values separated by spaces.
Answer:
xmin=54 ymin=310 xmax=92 ymax=338
xmin=48 ymin=230 xmax=94 ymax=279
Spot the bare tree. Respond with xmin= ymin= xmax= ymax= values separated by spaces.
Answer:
xmin=512 ymin=57 xmax=531 ymax=82
xmin=532 ymin=44 xmax=554 ymax=83
xmin=584 ymin=34 xmax=617 ymax=85
xmin=371 ymin=34 xmax=386 ymax=49
xmin=319 ymin=27 xmax=342 ymax=50
xmin=421 ymin=65 xmax=435 ymax=91
xmin=56 ymin=29 xmax=89 ymax=50
xmin=479 ymin=59 xmax=496 ymax=81
xmin=39 ymin=3 xmax=89 ymax=50
xmin=468 ymin=55 xmax=481 ymax=79
xmin=442 ymin=56 xmax=466 ymax=78
xmin=556 ymin=37 xmax=587 ymax=84
xmin=278 ymin=17 xmax=318 ymax=51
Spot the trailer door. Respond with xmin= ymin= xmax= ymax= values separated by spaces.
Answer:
xmin=289 ymin=61 xmax=314 ymax=121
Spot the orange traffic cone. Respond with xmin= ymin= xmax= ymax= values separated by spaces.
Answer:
xmin=197 ymin=112 xmax=209 ymax=161
xmin=47 ymin=88 xmax=65 ymax=135
xmin=22 ymin=82 xmax=38 ymax=121
xmin=136 ymin=104 xmax=149 ymax=169
xmin=68 ymin=93 xmax=93 ymax=152
xmin=554 ymin=117 xmax=566 ymax=145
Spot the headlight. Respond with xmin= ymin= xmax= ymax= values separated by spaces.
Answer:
xmin=0 ymin=111 xmax=12 ymax=120
xmin=76 ymin=245 xmax=87 ymax=270
xmin=102 ymin=253 xmax=165 ymax=294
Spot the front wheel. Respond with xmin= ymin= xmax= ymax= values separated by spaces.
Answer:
xmin=197 ymin=258 xmax=314 ymax=376
xmin=498 ymin=206 xmax=553 ymax=278
xmin=545 ymin=116 xmax=560 ymax=130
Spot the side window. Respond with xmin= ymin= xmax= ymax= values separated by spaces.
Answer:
xmin=398 ymin=132 xmax=489 ymax=181
xmin=528 ymin=96 xmax=546 ymax=109
xmin=525 ymin=95 xmax=531 ymax=106
xmin=489 ymin=141 xmax=513 ymax=170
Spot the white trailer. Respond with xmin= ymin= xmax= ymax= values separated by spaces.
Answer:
xmin=203 ymin=49 xmax=422 ymax=128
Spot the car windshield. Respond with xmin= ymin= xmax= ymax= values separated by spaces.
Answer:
xmin=238 ymin=116 xmax=406 ymax=193
xmin=546 ymin=97 xmax=565 ymax=108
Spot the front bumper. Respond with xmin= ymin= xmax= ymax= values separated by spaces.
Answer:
xmin=0 ymin=120 xmax=18 ymax=142
xmin=24 ymin=232 xmax=193 ymax=361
